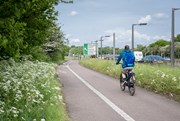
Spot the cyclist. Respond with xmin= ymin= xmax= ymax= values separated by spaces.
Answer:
xmin=116 ymin=45 xmax=135 ymax=84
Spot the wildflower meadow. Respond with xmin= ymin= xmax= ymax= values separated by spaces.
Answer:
xmin=80 ymin=58 xmax=180 ymax=102
xmin=0 ymin=59 xmax=69 ymax=121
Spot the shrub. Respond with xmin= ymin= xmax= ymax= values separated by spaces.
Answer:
xmin=0 ymin=59 xmax=69 ymax=121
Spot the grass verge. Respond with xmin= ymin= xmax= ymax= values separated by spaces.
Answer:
xmin=80 ymin=58 xmax=180 ymax=102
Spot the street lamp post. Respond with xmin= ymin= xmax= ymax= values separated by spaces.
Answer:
xmin=171 ymin=8 xmax=180 ymax=66
xmin=132 ymin=23 xmax=147 ymax=52
xmin=94 ymin=40 xmax=98 ymax=58
xmin=113 ymin=33 xmax=116 ymax=60
xmin=100 ymin=35 xmax=110 ymax=59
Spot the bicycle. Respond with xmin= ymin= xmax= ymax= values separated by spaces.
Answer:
xmin=119 ymin=67 xmax=136 ymax=96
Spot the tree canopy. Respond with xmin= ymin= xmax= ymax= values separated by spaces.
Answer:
xmin=149 ymin=39 xmax=170 ymax=47
xmin=174 ymin=34 xmax=180 ymax=42
xmin=0 ymin=0 xmax=71 ymax=61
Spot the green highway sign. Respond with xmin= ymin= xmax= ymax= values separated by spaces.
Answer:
xmin=83 ymin=43 xmax=96 ymax=56
xmin=83 ymin=43 xmax=88 ymax=56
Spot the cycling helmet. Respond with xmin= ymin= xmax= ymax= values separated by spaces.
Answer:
xmin=125 ymin=45 xmax=130 ymax=50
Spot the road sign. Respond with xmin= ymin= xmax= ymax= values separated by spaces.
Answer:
xmin=83 ymin=43 xmax=96 ymax=56
xmin=83 ymin=43 xmax=88 ymax=56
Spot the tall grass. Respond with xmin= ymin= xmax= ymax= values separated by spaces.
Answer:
xmin=0 ymin=59 xmax=69 ymax=121
xmin=80 ymin=58 xmax=180 ymax=102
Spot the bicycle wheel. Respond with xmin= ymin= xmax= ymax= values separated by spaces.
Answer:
xmin=120 ymin=74 xmax=125 ymax=91
xmin=128 ymin=77 xmax=135 ymax=96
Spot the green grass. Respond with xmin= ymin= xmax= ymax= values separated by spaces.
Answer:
xmin=80 ymin=58 xmax=180 ymax=102
xmin=43 ymin=83 xmax=69 ymax=121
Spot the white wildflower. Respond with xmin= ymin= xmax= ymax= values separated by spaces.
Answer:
xmin=54 ymin=86 xmax=61 ymax=91
xmin=166 ymin=74 xmax=169 ymax=78
xmin=21 ymin=117 xmax=25 ymax=120
xmin=58 ymin=95 xmax=63 ymax=100
xmin=161 ymin=74 xmax=165 ymax=78
xmin=151 ymin=79 xmax=155 ymax=84
xmin=32 ymin=99 xmax=38 ymax=103
xmin=172 ymin=77 xmax=177 ymax=81
xmin=0 ymin=109 xmax=5 ymax=114
xmin=39 ymin=94 xmax=44 ymax=99
xmin=54 ymin=96 xmax=58 ymax=99
xmin=41 ymin=118 xmax=45 ymax=121
xmin=170 ymin=93 xmax=173 ymax=97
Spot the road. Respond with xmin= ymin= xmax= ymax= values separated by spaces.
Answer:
xmin=56 ymin=60 xmax=180 ymax=121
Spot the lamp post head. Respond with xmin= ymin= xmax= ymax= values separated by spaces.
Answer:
xmin=101 ymin=35 xmax=110 ymax=38
xmin=173 ymin=8 xmax=180 ymax=11
xmin=100 ymin=35 xmax=111 ymax=40
xmin=132 ymin=23 xmax=147 ymax=26
xmin=139 ymin=23 xmax=147 ymax=25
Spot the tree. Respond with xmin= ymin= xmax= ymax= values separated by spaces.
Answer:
xmin=174 ymin=34 xmax=180 ymax=42
xmin=149 ymin=39 xmax=170 ymax=47
xmin=69 ymin=46 xmax=83 ymax=58
xmin=102 ymin=47 xmax=112 ymax=55
xmin=42 ymin=24 xmax=71 ymax=62
xmin=0 ymin=0 xmax=72 ymax=60
xmin=0 ymin=0 xmax=60 ymax=58
xmin=136 ymin=44 xmax=146 ymax=51
xmin=0 ymin=0 xmax=27 ymax=58
xmin=141 ymin=40 xmax=170 ymax=56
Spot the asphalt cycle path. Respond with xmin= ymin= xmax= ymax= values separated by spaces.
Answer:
xmin=56 ymin=60 xmax=180 ymax=121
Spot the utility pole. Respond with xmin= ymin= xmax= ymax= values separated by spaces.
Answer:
xmin=95 ymin=40 xmax=98 ymax=58
xmin=132 ymin=23 xmax=147 ymax=51
xmin=171 ymin=8 xmax=180 ymax=66
xmin=100 ymin=36 xmax=103 ymax=59
xmin=100 ymin=35 xmax=110 ymax=59
xmin=113 ymin=33 xmax=115 ymax=60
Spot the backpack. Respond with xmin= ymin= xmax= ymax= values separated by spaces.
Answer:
xmin=124 ymin=51 xmax=134 ymax=67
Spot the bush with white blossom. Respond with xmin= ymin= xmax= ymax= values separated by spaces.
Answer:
xmin=0 ymin=59 xmax=65 ymax=121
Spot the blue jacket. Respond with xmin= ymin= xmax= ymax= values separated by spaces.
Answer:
xmin=116 ymin=50 xmax=135 ymax=68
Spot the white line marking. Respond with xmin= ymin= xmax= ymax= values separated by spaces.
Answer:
xmin=67 ymin=65 xmax=135 ymax=121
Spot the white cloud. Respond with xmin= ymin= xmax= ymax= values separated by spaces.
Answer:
xmin=64 ymin=34 xmax=81 ymax=45
xmin=67 ymin=37 xmax=81 ymax=46
xmin=138 ymin=13 xmax=168 ymax=24
xmin=66 ymin=29 xmax=169 ymax=48
xmin=154 ymin=13 xmax=168 ymax=19
xmin=152 ymin=35 xmax=170 ymax=41
xmin=68 ymin=11 xmax=79 ymax=16
xmin=71 ymin=38 xmax=80 ymax=43
xmin=104 ymin=28 xmax=169 ymax=48
xmin=138 ymin=15 xmax=152 ymax=24
xmin=65 ymin=34 xmax=71 ymax=38
xmin=134 ymin=31 xmax=150 ymax=41
xmin=69 ymin=38 xmax=81 ymax=46
xmin=104 ymin=28 xmax=151 ymax=48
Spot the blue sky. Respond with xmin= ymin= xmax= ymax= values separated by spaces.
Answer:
xmin=55 ymin=0 xmax=180 ymax=48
